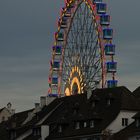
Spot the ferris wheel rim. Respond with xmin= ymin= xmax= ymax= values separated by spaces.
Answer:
xmin=48 ymin=0 xmax=117 ymax=97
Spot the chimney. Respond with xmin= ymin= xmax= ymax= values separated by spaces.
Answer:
xmin=11 ymin=109 xmax=15 ymax=115
xmin=35 ymin=103 xmax=40 ymax=112
xmin=7 ymin=102 xmax=12 ymax=110
xmin=40 ymin=96 xmax=46 ymax=108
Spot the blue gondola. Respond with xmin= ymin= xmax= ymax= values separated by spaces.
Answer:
xmin=52 ymin=77 xmax=58 ymax=85
xmin=107 ymin=80 xmax=118 ymax=88
xmin=61 ymin=17 xmax=67 ymax=28
xmin=52 ymin=46 xmax=62 ymax=55
xmin=65 ymin=8 xmax=71 ymax=17
xmin=57 ymin=32 xmax=64 ymax=41
xmin=106 ymin=62 xmax=117 ymax=73
xmin=48 ymin=94 xmax=58 ymax=97
xmin=100 ymin=14 xmax=110 ymax=25
xmin=94 ymin=0 xmax=102 ymax=4
xmin=53 ymin=61 xmax=60 ymax=70
xmin=105 ymin=44 xmax=115 ymax=55
xmin=96 ymin=3 xmax=106 ymax=14
xmin=103 ymin=28 xmax=113 ymax=40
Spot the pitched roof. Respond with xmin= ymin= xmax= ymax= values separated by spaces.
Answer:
xmin=8 ymin=109 xmax=34 ymax=128
xmin=23 ymin=97 xmax=63 ymax=127
xmin=0 ymin=108 xmax=4 ymax=113
xmin=133 ymin=111 xmax=140 ymax=118
xmin=133 ymin=86 xmax=140 ymax=98
xmin=94 ymin=86 xmax=140 ymax=111
xmin=110 ymin=121 xmax=140 ymax=140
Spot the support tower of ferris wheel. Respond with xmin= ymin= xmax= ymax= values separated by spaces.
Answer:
xmin=48 ymin=0 xmax=118 ymax=97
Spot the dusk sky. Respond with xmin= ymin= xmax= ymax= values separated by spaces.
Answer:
xmin=0 ymin=0 xmax=140 ymax=111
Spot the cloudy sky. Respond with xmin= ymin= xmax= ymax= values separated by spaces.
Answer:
xmin=0 ymin=0 xmax=140 ymax=111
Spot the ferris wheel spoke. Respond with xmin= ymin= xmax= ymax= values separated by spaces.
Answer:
xmin=90 ymin=64 xmax=101 ymax=81
xmin=87 ymin=41 xmax=99 ymax=66
xmin=87 ymin=57 xmax=101 ymax=80
xmin=83 ymin=34 xmax=98 ymax=67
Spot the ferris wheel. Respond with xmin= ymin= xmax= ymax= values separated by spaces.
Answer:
xmin=48 ymin=0 xmax=118 ymax=97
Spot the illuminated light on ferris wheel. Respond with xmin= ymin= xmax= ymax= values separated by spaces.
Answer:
xmin=48 ymin=0 xmax=118 ymax=97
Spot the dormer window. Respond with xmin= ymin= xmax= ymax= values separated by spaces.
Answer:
xmin=90 ymin=120 xmax=94 ymax=128
xmin=58 ymin=125 xmax=62 ymax=133
xmin=75 ymin=122 xmax=80 ymax=129
xmin=50 ymin=124 xmax=56 ymax=132
xmin=33 ymin=128 xmax=41 ymax=136
xmin=122 ymin=118 xmax=128 ymax=126
xmin=136 ymin=119 xmax=140 ymax=128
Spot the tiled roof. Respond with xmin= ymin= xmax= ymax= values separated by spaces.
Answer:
xmin=24 ymin=97 xmax=63 ymax=126
xmin=44 ymin=86 xmax=140 ymax=140
xmin=133 ymin=86 xmax=140 ymax=98
xmin=8 ymin=109 xmax=34 ymax=128
xmin=0 ymin=107 xmax=4 ymax=113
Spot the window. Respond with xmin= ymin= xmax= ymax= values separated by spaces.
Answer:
xmin=122 ymin=118 xmax=128 ymax=126
xmin=107 ymin=99 xmax=111 ymax=106
xmin=136 ymin=119 xmax=140 ymax=128
xmin=75 ymin=122 xmax=80 ymax=129
xmin=58 ymin=125 xmax=62 ymax=133
xmin=10 ymin=131 xmax=16 ymax=140
xmin=33 ymin=128 xmax=41 ymax=136
xmin=92 ymin=102 xmax=96 ymax=108
xmin=136 ymin=136 xmax=140 ymax=140
xmin=33 ymin=129 xmax=37 ymax=136
xmin=90 ymin=120 xmax=94 ymax=128
xmin=84 ymin=122 xmax=87 ymax=128
xmin=2 ymin=116 xmax=5 ymax=122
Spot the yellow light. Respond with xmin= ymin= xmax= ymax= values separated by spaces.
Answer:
xmin=65 ymin=88 xmax=71 ymax=96
xmin=71 ymin=77 xmax=81 ymax=94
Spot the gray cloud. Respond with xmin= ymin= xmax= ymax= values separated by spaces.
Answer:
xmin=0 ymin=0 xmax=140 ymax=111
